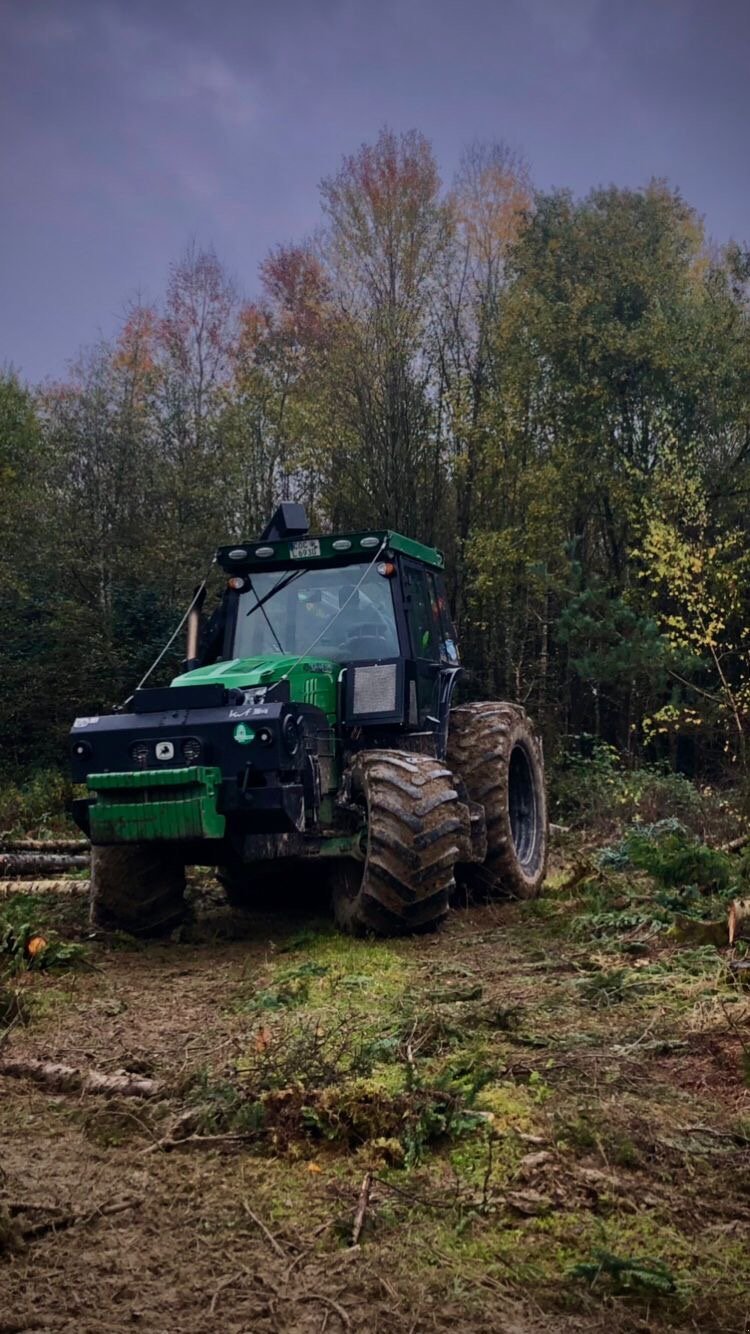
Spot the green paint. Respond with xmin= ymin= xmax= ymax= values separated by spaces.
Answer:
xmin=316 ymin=832 xmax=366 ymax=859
xmin=216 ymin=529 xmax=444 ymax=572
xmin=87 ymin=766 xmax=225 ymax=842
xmin=233 ymin=723 xmax=255 ymax=744
xmin=172 ymin=655 xmax=339 ymax=723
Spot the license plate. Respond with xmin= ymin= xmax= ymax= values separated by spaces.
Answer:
xmin=290 ymin=539 xmax=321 ymax=559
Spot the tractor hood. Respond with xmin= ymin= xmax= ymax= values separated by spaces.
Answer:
xmin=171 ymin=656 xmax=340 ymax=722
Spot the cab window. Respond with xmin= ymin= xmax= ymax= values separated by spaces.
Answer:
xmin=403 ymin=563 xmax=441 ymax=661
xmin=428 ymin=573 xmax=459 ymax=664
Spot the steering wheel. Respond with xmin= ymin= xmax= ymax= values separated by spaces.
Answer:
xmin=344 ymin=620 xmax=389 ymax=644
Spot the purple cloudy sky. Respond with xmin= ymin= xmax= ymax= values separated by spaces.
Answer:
xmin=2 ymin=0 xmax=748 ymax=383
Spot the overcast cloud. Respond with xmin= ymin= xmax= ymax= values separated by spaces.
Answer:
xmin=2 ymin=0 xmax=748 ymax=382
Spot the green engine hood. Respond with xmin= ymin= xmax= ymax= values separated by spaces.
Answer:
xmin=171 ymin=656 xmax=339 ymax=722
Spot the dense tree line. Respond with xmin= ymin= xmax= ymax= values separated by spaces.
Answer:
xmin=2 ymin=128 xmax=750 ymax=779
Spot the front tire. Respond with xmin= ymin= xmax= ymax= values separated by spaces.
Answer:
xmin=447 ymin=703 xmax=547 ymax=899
xmin=331 ymin=750 xmax=461 ymax=935
xmin=90 ymin=845 xmax=186 ymax=936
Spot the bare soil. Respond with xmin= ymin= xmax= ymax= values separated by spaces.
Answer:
xmin=1 ymin=875 xmax=749 ymax=1334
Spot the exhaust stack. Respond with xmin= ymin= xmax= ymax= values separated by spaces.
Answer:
xmin=185 ymin=585 xmax=207 ymax=669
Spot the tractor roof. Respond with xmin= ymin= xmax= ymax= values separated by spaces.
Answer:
xmin=216 ymin=529 xmax=444 ymax=573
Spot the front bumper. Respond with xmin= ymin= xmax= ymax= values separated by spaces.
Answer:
xmin=86 ymin=766 xmax=226 ymax=843
xmin=69 ymin=694 xmax=321 ymax=846
xmin=76 ymin=766 xmax=306 ymax=845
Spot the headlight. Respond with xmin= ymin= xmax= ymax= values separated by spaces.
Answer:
xmin=182 ymin=737 xmax=202 ymax=763
xmin=131 ymin=742 xmax=150 ymax=768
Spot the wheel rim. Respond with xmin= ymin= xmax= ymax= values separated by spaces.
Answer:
xmin=508 ymin=743 xmax=542 ymax=874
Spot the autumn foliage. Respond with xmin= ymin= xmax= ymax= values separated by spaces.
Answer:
xmin=2 ymin=128 xmax=750 ymax=781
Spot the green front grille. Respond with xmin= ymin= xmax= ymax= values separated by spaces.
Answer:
xmin=88 ymin=766 xmax=225 ymax=843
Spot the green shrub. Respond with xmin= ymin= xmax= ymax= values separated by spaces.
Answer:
xmin=552 ymin=738 xmax=741 ymax=841
xmin=624 ymin=827 xmax=732 ymax=893
xmin=1 ymin=899 xmax=88 ymax=973
xmin=570 ymin=1248 xmax=677 ymax=1296
xmin=0 ymin=769 xmax=74 ymax=836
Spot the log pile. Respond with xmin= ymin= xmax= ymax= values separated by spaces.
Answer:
xmin=0 ymin=839 xmax=91 ymax=897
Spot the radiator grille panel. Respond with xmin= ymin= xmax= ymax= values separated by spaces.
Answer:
xmin=352 ymin=663 xmax=398 ymax=715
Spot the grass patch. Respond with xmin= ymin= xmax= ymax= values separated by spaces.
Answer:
xmin=0 ymin=769 xmax=76 ymax=837
xmin=1 ymin=895 xmax=89 ymax=974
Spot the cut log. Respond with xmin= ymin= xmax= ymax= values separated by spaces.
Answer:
xmin=0 ymin=840 xmax=89 ymax=854
xmin=351 ymin=1171 xmax=372 ymax=1245
xmin=721 ymin=834 xmax=750 ymax=855
xmin=0 ymin=1056 xmax=162 ymax=1098
xmin=728 ymin=898 xmax=750 ymax=945
xmin=0 ymin=854 xmax=89 ymax=878
xmin=0 ymin=879 xmax=89 ymax=899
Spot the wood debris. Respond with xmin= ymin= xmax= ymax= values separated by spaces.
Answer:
xmin=0 ymin=1056 xmax=162 ymax=1098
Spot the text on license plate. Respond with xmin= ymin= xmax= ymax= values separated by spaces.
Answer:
xmin=290 ymin=539 xmax=321 ymax=559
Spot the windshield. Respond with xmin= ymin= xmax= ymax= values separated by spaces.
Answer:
xmin=232 ymin=563 xmax=400 ymax=663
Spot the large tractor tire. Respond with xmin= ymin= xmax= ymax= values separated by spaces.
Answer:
xmin=89 ymin=845 xmax=187 ymax=936
xmin=447 ymin=702 xmax=547 ymax=899
xmin=331 ymin=750 xmax=462 ymax=935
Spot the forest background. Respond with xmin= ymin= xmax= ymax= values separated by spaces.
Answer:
xmin=3 ymin=127 xmax=750 ymax=803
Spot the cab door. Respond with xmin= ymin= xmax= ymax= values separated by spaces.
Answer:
xmin=401 ymin=561 xmax=445 ymax=732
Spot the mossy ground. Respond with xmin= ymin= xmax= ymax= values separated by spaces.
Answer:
xmin=1 ymin=849 xmax=749 ymax=1332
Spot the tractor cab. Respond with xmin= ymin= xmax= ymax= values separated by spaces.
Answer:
xmin=183 ymin=502 xmax=461 ymax=749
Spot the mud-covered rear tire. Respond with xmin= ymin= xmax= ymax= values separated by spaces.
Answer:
xmin=447 ymin=703 xmax=547 ymax=899
xmin=330 ymin=750 xmax=461 ymax=936
xmin=90 ymin=845 xmax=187 ymax=936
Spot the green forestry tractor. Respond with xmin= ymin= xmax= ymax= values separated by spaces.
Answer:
xmin=69 ymin=505 xmax=547 ymax=935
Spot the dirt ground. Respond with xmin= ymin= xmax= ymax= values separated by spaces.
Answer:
xmin=1 ymin=869 xmax=749 ymax=1334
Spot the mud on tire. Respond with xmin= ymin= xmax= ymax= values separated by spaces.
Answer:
xmin=447 ymin=702 xmax=547 ymax=899
xmin=90 ymin=844 xmax=187 ymax=936
xmin=331 ymin=750 xmax=462 ymax=936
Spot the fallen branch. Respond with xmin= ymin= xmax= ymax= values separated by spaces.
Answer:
xmin=242 ymin=1201 xmax=288 ymax=1258
xmin=0 ymin=1056 xmax=162 ymax=1098
xmin=351 ymin=1171 xmax=372 ymax=1245
xmin=143 ymin=1130 xmax=251 ymax=1154
xmin=20 ymin=1196 xmax=142 ymax=1242
xmin=293 ymin=1294 xmax=350 ymax=1329
xmin=681 ymin=1124 xmax=750 ymax=1146
xmin=0 ymin=879 xmax=89 ymax=899
xmin=208 ymin=1269 xmax=245 ymax=1317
